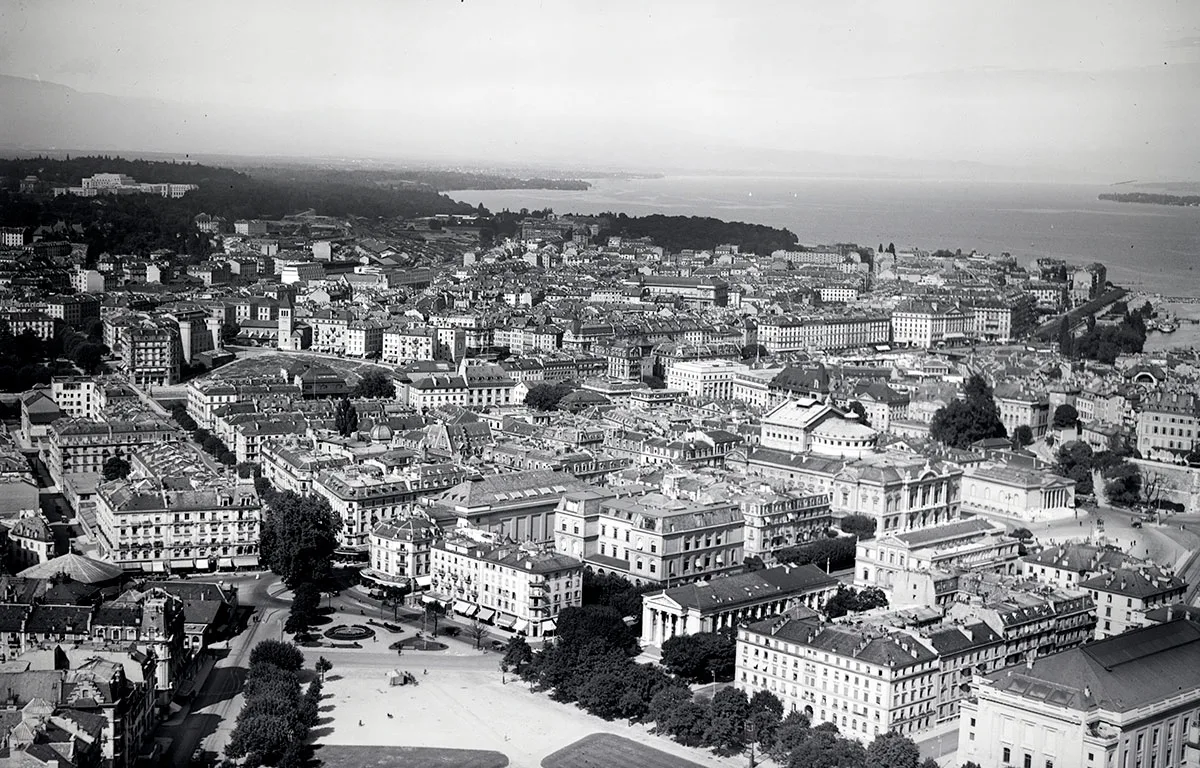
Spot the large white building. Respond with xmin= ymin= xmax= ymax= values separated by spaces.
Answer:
xmin=759 ymin=397 xmax=878 ymax=458
xmin=430 ymin=528 xmax=583 ymax=639
xmin=855 ymin=517 xmax=1019 ymax=590
xmin=961 ymin=464 xmax=1076 ymax=523
xmin=958 ymin=618 xmax=1200 ymax=768
xmin=737 ymin=613 xmax=940 ymax=742
xmin=666 ymin=359 xmax=748 ymax=400
xmin=890 ymin=300 xmax=971 ymax=348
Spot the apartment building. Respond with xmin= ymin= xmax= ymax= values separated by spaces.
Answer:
xmin=890 ymin=300 xmax=971 ymax=348
xmin=105 ymin=313 xmax=183 ymax=387
xmin=382 ymin=327 xmax=437 ymax=363
xmin=45 ymin=416 xmax=179 ymax=486
xmin=430 ymin=528 xmax=583 ymax=639
xmin=1136 ymin=390 xmax=1200 ymax=460
xmin=737 ymin=614 xmax=940 ymax=742
xmin=258 ymin=438 xmax=351 ymax=494
xmin=756 ymin=315 xmax=890 ymax=353
xmin=94 ymin=480 xmax=261 ymax=572
xmin=1081 ymin=566 xmax=1187 ymax=639
xmin=994 ymin=384 xmax=1051 ymax=438
xmin=344 ymin=320 xmax=385 ymax=358
xmin=363 ymin=517 xmax=440 ymax=592
xmin=665 ymin=358 xmax=748 ymax=400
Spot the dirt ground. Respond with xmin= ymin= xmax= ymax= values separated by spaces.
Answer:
xmin=311 ymin=632 xmax=738 ymax=768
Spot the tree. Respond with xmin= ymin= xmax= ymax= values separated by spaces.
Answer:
xmin=846 ymin=401 xmax=871 ymax=427
xmin=102 ymin=456 xmax=131 ymax=481
xmin=661 ymin=631 xmax=736 ymax=683
xmin=1057 ymin=315 xmax=1072 ymax=356
xmin=961 ymin=763 xmax=983 ymax=768
xmin=1103 ymin=461 xmax=1142 ymax=506
xmin=920 ymin=760 xmax=940 ymax=768
xmin=353 ymin=370 xmax=396 ymax=399
xmin=236 ymin=461 xmax=257 ymax=479
xmin=315 ymin=656 xmax=332 ymax=682
xmin=1052 ymin=404 xmax=1079 ymax=429
xmin=641 ymin=374 xmax=666 ymax=390
xmin=747 ymin=690 xmax=784 ymax=754
xmin=334 ymin=397 xmax=358 ymax=437
xmin=501 ymin=636 xmax=533 ymax=672
xmin=663 ymin=699 xmax=710 ymax=747
xmin=703 ymin=687 xmax=751 ymax=755
xmin=840 ymin=513 xmax=876 ymax=539
xmin=930 ymin=397 xmax=1007 ymax=448
xmin=259 ymin=492 xmax=342 ymax=589
xmin=648 ymin=683 xmax=694 ymax=728
xmin=285 ymin=582 xmax=321 ymax=635
xmin=423 ymin=601 xmax=446 ymax=636
xmin=248 ymin=640 xmax=305 ymax=672
xmin=524 ymin=381 xmax=574 ymax=411
xmin=775 ymin=536 xmax=857 ymax=571
xmin=467 ymin=618 xmax=488 ymax=649
xmin=772 ymin=710 xmax=811 ymax=759
xmin=824 ymin=585 xmax=889 ymax=619
xmin=1055 ymin=441 xmax=1096 ymax=496
xmin=1012 ymin=424 xmax=1034 ymax=448
xmin=741 ymin=343 xmax=769 ymax=361
xmin=788 ymin=725 xmax=867 ymax=768
xmin=866 ymin=730 xmax=922 ymax=768
xmin=556 ymin=605 xmax=639 ymax=656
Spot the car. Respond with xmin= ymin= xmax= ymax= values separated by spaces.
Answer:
xmin=1131 ymin=519 xmax=1142 ymax=528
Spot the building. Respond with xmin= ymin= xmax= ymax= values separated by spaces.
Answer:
xmin=890 ymin=300 xmax=971 ymax=348
xmin=429 ymin=528 xmax=583 ymax=639
xmin=957 ymin=618 xmax=1200 ymax=768
xmin=637 ymin=275 xmax=729 ymax=307
xmin=429 ymin=469 xmax=589 ymax=545
xmin=856 ymin=517 xmax=1019 ymax=591
xmin=383 ymin=327 xmax=437 ymax=363
xmin=1136 ymin=391 xmax=1200 ymax=462
xmin=961 ymin=464 xmax=1076 ymax=522
xmin=94 ymin=479 xmax=261 ymax=573
xmin=105 ymin=314 xmax=183 ymax=387
xmin=759 ymin=397 xmax=878 ymax=458
xmin=736 ymin=613 xmax=940 ymax=741
xmin=756 ymin=315 xmax=891 ymax=353
xmin=362 ymin=517 xmax=440 ymax=593
xmin=1021 ymin=542 xmax=1130 ymax=590
xmin=1081 ymin=566 xmax=1187 ymax=639
xmin=665 ymin=359 xmax=748 ymax=400
xmin=994 ymin=384 xmax=1052 ymax=438
xmin=850 ymin=382 xmax=911 ymax=433
xmin=640 ymin=564 xmax=838 ymax=647
xmin=1071 ymin=262 xmax=1107 ymax=306
xmin=552 ymin=486 xmax=745 ymax=585
xmin=45 ymin=417 xmax=179 ymax=487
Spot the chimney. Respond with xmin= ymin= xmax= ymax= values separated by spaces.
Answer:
xmin=1084 ymin=685 xmax=1092 ymax=699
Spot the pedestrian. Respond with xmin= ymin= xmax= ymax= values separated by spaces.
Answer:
xmin=359 ymin=720 xmax=363 ymax=727
xmin=423 ymin=668 xmax=427 ymax=675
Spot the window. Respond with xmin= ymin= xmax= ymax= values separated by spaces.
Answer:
xmin=1003 ymin=748 xmax=1011 ymax=763
xmin=1023 ymin=754 xmax=1032 ymax=768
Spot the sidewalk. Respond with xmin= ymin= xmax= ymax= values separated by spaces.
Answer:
xmin=163 ymin=653 xmax=218 ymax=726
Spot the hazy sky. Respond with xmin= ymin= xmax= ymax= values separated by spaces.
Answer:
xmin=1 ymin=0 xmax=1198 ymax=178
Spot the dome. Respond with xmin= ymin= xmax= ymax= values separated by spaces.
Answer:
xmin=19 ymin=553 xmax=124 ymax=584
xmin=369 ymin=422 xmax=393 ymax=442
xmin=810 ymin=417 xmax=878 ymax=459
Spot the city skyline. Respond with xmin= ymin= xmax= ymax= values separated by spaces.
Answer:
xmin=1 ymin=0 xmax=1198 ymax=180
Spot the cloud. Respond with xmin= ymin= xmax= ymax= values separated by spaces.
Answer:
xmin=1168 ymin=36 xmax=1200 ymax=49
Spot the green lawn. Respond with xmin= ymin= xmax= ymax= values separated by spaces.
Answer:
xmin=314 ymin=745 xmax=508 ymax=768
xmin=541 ymin=734 xmax=705 ymax=768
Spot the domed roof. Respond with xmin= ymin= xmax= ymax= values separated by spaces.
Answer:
xmin=369 ymin=422 xmax=393 ymax=441
xmin=19 ymin=553 xmax=124 ymax=584
xmin=811 ymin=419 xmax=877 ymax=440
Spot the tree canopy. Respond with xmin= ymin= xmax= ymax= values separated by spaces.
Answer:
xmin=102 ymin=456 xmax=131 ymax=482
xmin=1052 ymin=404 xmax=1079 ymax=429
xmin=352 ymin=370 xmax=396 ymax=399
xmin=524 ymin=381 xmax=575 ymax=411
xmin=259 ymin=491 xmax=342 ymax=589
xmin=334 ymin=397 xmax=358 ymax=437
xmin=930 ymin=374 xmax=1007 ymax=448
xmin=661 ymin=631 xmax=736 ymax=683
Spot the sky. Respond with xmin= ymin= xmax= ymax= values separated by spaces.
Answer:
xmin=0 ymin=0 xmax=1198 ymax=179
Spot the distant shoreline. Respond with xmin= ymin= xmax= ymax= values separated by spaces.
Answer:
xmin=1099 ymin=192 xmax=1200 ymax=207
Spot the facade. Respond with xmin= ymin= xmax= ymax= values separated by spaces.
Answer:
xmin=736 ymin=614 xmax=940 ymax=741
xmin=1136 ymin=391 xmax=1200 ymax=461
xmin=759 ymin=397 xmax=878 ymax=458
xmin=383 ymin=328 xmax=437 ymax=363
xmin=363 ymin=517 xmax=440 ymax=591
xmin=429 ymin=529 xmax=583 ymax=638
xmin=640 ymin=564 xmax=838 ymax=647
xmin=1081 ymin=566 xmax=1187 ymax=639
xmin=45 ymin=417 xmax=179 ymax=487
xmin=665 ymin=359 xmax=748 ymax=400
xmin=94 ymin=480 xmax=261 ymax=572
xmin=961 ymin=465 xmax=1076 ymax=521
xmin=856 ymin=518 xmax=1019 ymax=590
xmin=958 ymin=618 xmax=1200 ymax=768
xmin=891 ymin=300 xmax=971 ymax=348
xmin=756 ymin=315 xmax=891 ymax=353
xmin=995 ymin=385 xmax=1052 ymax=438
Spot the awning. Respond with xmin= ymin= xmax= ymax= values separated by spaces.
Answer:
xmin=171 ymin=560 xmax=191 ymax=570
xmin=420 ymin=595 xmax=441 ymax=605
xmin=452 ymin=600 xmax=473 ymax=615
xmin=542 ymin=618 xmax=557 ymax=632
xmin=495 ymin=613 xmax=517 ymax=630
xmin=476 ymin=608 xmax=496 ymax=623
xmin=415 ymin=575 xmax=433 ymax=588
xmin=193 ymin=559 xmax=210 ymax=570
xmin=150 ymin=562 xmax=166 ymax=573
xmin=511 ymin=619 xmax=527 ymax=635
xmin=218 ymin=558 xmax=234 ymax=568
xmin=233 ymin=556 xmax=258 ymax=568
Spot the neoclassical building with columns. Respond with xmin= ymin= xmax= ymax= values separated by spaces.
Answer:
xmin=640 ymin=563 xmax=839 ymax=647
